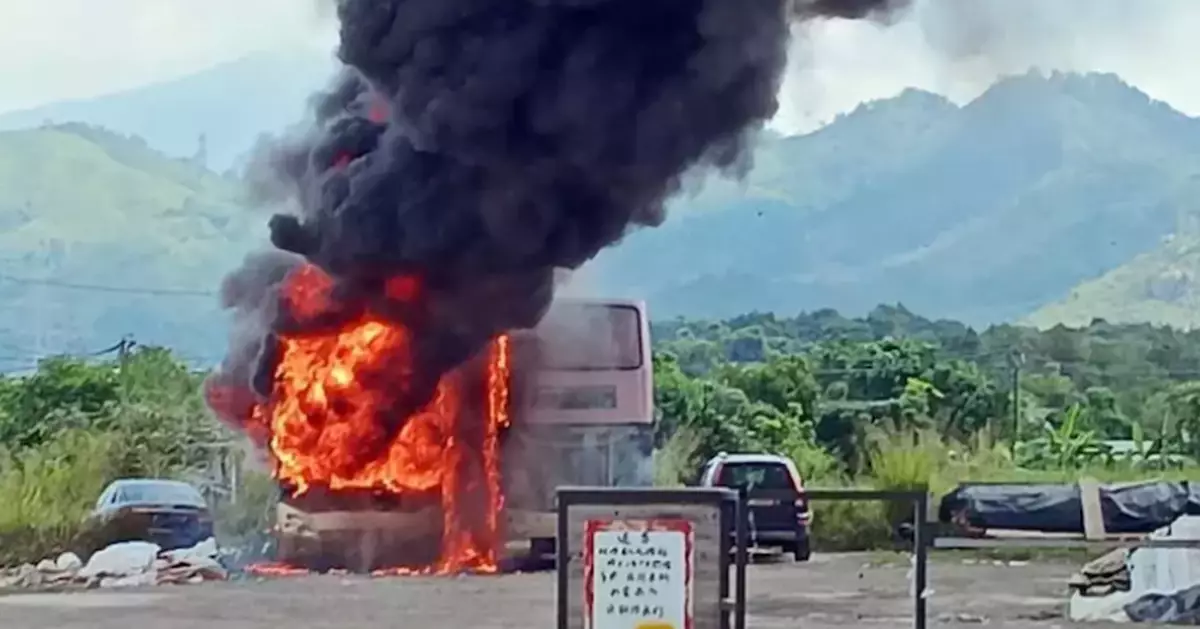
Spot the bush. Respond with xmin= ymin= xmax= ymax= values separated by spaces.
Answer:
xmin=0 ymin=429 xmax=125 ymax=566
xmin=654 ymin=428 xmax=705 ymax=486
xmin=809 ymin=491 xmax=892 ymax=552
xmin=786 ymin=436 xmax=842 ymax=484
xmin=864 ymin=429 xmax=943 ymax=530
xmin=213 ymin=469 xmax=279 ymax=541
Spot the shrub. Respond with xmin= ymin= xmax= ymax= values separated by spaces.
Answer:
xmin=654 ymin=428 xmax=705 ymax=486
xmin=0 ymin=429 xmax=125 ymax=565
xmin=213 ymin=469 xmax=279 ymax=541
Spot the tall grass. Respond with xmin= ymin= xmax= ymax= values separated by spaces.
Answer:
xmin=0 ymin=429 xmax=125 ymax=565
xmin=654 ymin=428 xmax=704 ymax=487
xmin=864 ymin=429 xmax=944 ymax=533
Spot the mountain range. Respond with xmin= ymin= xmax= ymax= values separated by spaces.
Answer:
xmin=592 ymin=71 xmax=1200 ymax=324
xmin=4 ymin=53 xmax=1200 ymax=363
xmin=0 ymin=124 xmax=260 ymax=368
xmin=0 ymin=51 xmax=337 ymax=173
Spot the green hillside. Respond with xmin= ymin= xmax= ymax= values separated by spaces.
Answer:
xmin=0 ymin=124 xmax=260 ymax=368
xmin=5 ymin=69 xmax=1200 ymax=361
xmin=0 ymin=51 xmax=332 ymax=172
xmin=592 ymin=71 xmax=1200 ymax=325
xmin=1026 ymin=233 xmax=1200 ymax=329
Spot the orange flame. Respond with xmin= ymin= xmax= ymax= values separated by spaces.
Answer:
xmin=484 ymin=335 xmax=511 ymax=551
xmin=245 ymin=562 xmax=310 ymax=578
xmin=252 ymin=263 xmax=510 ymax=574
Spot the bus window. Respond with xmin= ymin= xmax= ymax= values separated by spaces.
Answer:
xmin=516 ymin=299 xmax=652 ymax=426
xmin=536 ymin=304 xmax=643 ymax=371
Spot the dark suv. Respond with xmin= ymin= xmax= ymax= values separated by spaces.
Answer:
xmin=699 ymin=453 xmax=811 ymax=561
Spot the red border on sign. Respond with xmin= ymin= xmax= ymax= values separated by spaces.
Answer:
xmin=583 ymin=518 xmax=694 ymax=629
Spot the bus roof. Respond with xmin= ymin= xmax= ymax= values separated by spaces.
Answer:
xmin=548 ymin=297 xmax=646 ymax=310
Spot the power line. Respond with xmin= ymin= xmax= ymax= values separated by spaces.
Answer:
xmin=0 ymin=273 xmax=216 ymax=297
xmin=0 ymin=338 xmax=149 ymax=373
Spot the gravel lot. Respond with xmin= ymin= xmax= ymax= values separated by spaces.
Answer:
xmin=0 ymin=552 xmax=1120 ymax=629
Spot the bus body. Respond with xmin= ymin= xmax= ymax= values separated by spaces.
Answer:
xmin=503 ymin=298 xmax=655 ymax=548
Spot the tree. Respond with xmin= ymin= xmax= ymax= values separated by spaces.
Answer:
xmin=0 ymin=347 xmax=226 ymax=472
xmin=0 ymin=357 xmax=120 ymax=449
xmin=649 ymin=305 xmax=1200 ymax=472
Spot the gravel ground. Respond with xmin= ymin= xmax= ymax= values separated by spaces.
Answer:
xmin=0 ymin=552 xmax=1121 ymax=629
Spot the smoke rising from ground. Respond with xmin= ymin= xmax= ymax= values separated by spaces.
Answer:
xmin=208 ymin=0 xmax=906 ymax=442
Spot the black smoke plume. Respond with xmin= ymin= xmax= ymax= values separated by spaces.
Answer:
xmin=207 ymin=0 xmax=904 ymax=460
xmin=794 ymin=0 xmax=911 ymax=19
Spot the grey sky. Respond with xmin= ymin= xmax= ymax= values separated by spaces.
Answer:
xmin=0 ymin=0 xmax=332 ymax=113
xmin=778 ymin=0 xmax=1200 ymax=131
xmin=3 ymin=0 xmax=1199 ymax=132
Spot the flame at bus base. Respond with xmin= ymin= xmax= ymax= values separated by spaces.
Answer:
xmin=206 ymin=263 xmax=511 ymax=575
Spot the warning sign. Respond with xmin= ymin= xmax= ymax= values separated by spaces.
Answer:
xmin=583 ymin=519 xmax=694 ymax=629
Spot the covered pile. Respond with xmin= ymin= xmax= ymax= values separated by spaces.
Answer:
xmin=940 ymin=481 xmax=1200 ymax=535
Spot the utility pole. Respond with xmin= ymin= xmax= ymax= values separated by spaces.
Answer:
xmin=117 ymin=334 xmax=135 ymax=364
xmin=116 ymin=334 xmax=136 ymax=404
xmin=1007 ymin=350 xmax=1025 ymax=443
xmin=31 ymin=235 xmax=47 ymax=368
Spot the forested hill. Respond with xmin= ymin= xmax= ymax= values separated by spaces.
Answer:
xmin=1027 ymin=233 xmax=1200 ymax=330
xmin=0 ymin=51 xmax=334 ymax=173
xmin=653 ymin=303 xmax=1200 ymax=379
xmin=592 ymin=71 xmax=1200 ymax=325
xmin=652 ymin=304 xmax=1200 ymax=466
xmin=0 ymin=123 xmax=260 ymax=369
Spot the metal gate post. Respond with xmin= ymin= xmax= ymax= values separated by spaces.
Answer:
xmin=734 ymin=487 xmax=748 ymax=629
xmin=913 ymin=492 xmax=928 ymax=629
xmin=556 ymin=492 xmax=569 ymax=629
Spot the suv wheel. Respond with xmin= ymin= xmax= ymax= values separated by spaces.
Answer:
xmin=789 ymin=538 xmax=811 ymax=562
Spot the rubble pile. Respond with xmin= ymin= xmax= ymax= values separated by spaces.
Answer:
xmin=1068 ymin=515 xmax=1200 ymax=623
xmin=0 ymin=538 xmax=226 ymax=591
xmin=1068 ymin=548 xmax=1131 ymax=596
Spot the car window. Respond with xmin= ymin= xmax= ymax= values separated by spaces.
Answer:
xmin=716 ymin=462 xmax=795 ymax=490
xmin=112 ymin=482 xmax=205 ymax=507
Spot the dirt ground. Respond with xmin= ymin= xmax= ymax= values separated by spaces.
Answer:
xmin=0 ymin=552 xmax=1120 ymax=629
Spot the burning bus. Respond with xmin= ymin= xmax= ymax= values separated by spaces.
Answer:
xmin=218 ymin=277 xmax=654 ymax=574
xmin=199 ymin=0 xmax=878 ymax=578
